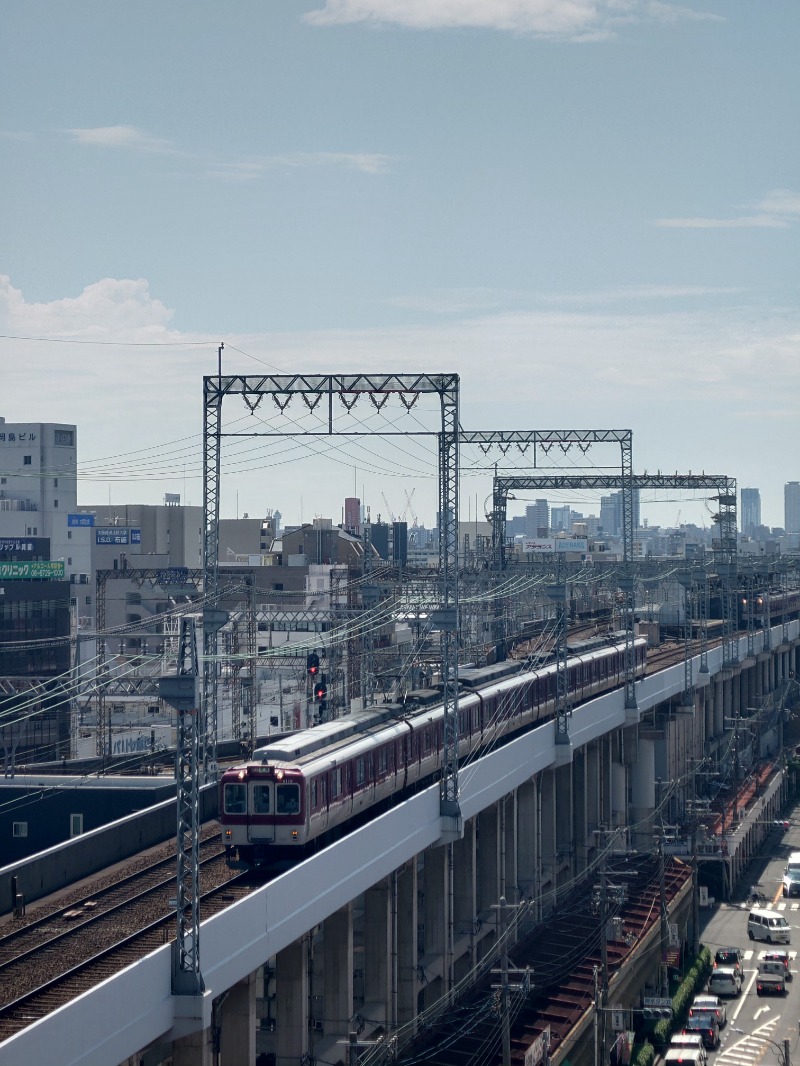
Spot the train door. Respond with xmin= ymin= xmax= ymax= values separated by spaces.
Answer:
xmin=248 ymin=780 xmax=274 ymax=842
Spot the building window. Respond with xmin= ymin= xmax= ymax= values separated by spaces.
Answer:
xmin=0 ymin=477 xmax=6 ymax=484
xmin=67 ymin=557 xmax=72 ymax=566
xmin=53 ymin=499 xmax=58 ymax=508
xmin=12 ymin=822 xmax=28 ymax=838
xmin=70 ymin=813 xmax=84 ymax=837
xmin=85 ymin=595 xmax=91 ymax=606
xmin=54 ymin=478 xmax=59 ymax=488
xmin=54 ymin=430 xmax=74 ymax=447
xmin=23 ymin=455 xmax=32 ymax=465
xmin=67 ymin=530 xmax=72 ymax=539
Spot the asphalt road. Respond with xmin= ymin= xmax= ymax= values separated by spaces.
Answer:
xmin=697 ymin=821 xmax=800 ymax=1066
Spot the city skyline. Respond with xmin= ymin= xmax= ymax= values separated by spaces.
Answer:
xmin=1 ymin=2 xmax=798 ymax=529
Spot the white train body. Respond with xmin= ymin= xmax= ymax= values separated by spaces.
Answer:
xmin=219 ymin=637 xmax=647 ymax=867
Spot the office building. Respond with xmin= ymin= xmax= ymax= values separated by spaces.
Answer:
xmin=786 ymin=482 xmax=800 ymax=535
xmin=741 ymin=488 xmax=761 ymax=535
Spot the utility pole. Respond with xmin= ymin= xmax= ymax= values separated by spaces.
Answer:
xmin=490 ymin=895 xmax=530 ymax=1066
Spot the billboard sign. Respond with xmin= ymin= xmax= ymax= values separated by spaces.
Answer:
xmin=96 ymin=527 xmax=129 ymax=545
xmin=130 ymin=528 xmax=141 ymax=544
xmin=0 ymin=561 xmax=66 ymax=579
xmin=68 ymin=514 xmax=95 ymax=527
xmin=0 ymin=538 xmax=37 ymax=553
xmin=522 ymin=538 xmax=589 ymax=554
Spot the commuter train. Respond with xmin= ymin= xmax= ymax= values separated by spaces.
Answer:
xmin=737 ymin=587 xmax=800 ymax=629
xmin=219 ymin=636 xmax=648 ymax=868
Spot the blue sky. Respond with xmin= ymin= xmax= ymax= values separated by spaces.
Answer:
xmin=1 ymin=1 xmax=798 ymax=530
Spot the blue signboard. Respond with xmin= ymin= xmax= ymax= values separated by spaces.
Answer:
xmin=68 ymin=514 xmax=94 ymax=527
xmin=130 ymin=528 xmax=141 ymax=544
xmin=0 ymin=538 xmax=37 ymax=553
xmin=96 ymin=527 xmax=129 ymax=545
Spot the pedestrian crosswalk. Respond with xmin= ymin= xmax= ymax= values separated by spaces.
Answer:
xmin=741 ymin=948 xmax=797 ymax=961
xmin=774 ymin=901 xmax=800 ymax=911
xmin=717 ymin=1018 xmax=782 ymax=1065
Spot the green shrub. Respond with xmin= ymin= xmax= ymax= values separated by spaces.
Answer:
xmin=632 ymin=1040 xmax=655 ymax=1066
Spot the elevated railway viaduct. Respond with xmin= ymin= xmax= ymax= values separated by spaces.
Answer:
xmin=0 ymin=621 xmax=798 ymax=1066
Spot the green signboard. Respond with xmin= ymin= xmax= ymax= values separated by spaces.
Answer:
xmin=0 ymin=561 xmax=66 ymax=580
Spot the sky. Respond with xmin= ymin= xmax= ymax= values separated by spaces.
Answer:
xmin=1 ymin=0 xmax=798 ymax=532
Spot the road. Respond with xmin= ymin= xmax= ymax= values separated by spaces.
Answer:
xmin=698 ymin=820 xmax=800 ymax=1066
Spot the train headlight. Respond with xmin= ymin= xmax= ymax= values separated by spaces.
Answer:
xmin=237 ymin=770 xmax=245 ymax=780
xmin=276 ymin=769 xmax=284 ymax=781
xmin=291 ymin=831 xmax=298 ymax=839
xmin=225 ymin=830 xmax=232 ymax=839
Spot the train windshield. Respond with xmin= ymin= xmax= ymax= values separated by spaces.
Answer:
xmin=276 ymin=783 xmax=300 ymax=815
xmin=252 ymin=784 xmax=271 ymax=813
xmin=224 ymin=783 xmax=247 ymax=814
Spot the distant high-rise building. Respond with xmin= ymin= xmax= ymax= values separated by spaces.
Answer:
xmin=600 ymin=495 xmax=618 ymax=535
xmin=525 ymin=499 xmax=549 ymax=536
xmin=344 ymin=497 xmax=361 ymax=535
xmin=550 ymin=505 xmax=571 ymax=533
xmin=786 ymin=482 xmax=800 ymax=534
xmin=741 ymin=488 xmax=761 ymax=534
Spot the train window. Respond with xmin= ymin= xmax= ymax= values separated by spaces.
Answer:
xmin=366 ymin=753 xmax=373 ymax=780
xmin=378 ymin=747 xmax=388 ymax=775
xmin=331 ymin=768 xmax=342 ymax=799
xmin=276 ymin=783 xmax=300 ymax=815
xmin=356 ymin=757 xmax=365 ymax=787
xmin=424 ymin=727 xmax=432 ymax=753
xmin=253 ymin=784 xmax=271 ymax=814
xmin=12 ymin=821 xmax=28 ymax=838
xmin=224 ymin=783 xmax=247 ymax=815
xmin=311 ymin=780 xmax=318 ymax=808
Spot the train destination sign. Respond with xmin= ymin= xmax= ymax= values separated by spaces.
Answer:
xmin=0 ymin=561 xmax=65 ymax=579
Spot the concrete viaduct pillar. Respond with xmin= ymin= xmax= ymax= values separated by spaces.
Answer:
xmin=275 ymin=935 xmax=309 ymax=1066
xmin=323 ymin=903 xmax=354 ymax=1042
xmin=397 ymin=859 xmax=419 ymax=1025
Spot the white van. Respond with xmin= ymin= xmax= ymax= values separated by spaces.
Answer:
xmin=748 ymin=907 xmax=791 ymax=944
xmin=669 ymin=1034 xmax=708 ymax=1063
xmin=664 ymin=1051 xmax=704 ymax=1066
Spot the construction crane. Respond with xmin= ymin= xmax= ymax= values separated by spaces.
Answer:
xmin=404 ymin=488 xmax=419 ymax=526
xmin=381 ymin=492 xmax=396 ymax=523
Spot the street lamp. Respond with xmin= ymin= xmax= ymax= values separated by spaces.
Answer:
xmin=730 ymin=1027 xmax=790 ymax=1066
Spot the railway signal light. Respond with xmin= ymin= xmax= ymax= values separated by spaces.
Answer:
xmin=307 ymin=652 xmax=320 ymax=677
xmin=313 ymin=674 xmax=327 ymax=703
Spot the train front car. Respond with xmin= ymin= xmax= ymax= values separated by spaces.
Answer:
xmin=220 ymin=762 xmax=307 ymax=869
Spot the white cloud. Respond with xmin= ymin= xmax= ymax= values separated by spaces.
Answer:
xmin=655 ymin=189 xmax=800 ymax=229
xmin=207 ymin=151 xmax=392 ymax=181
xmin=0 ymin=275 xmax=175 ymax=339
xmin=66 ymin=125 xmax=177 ymax=154
xmin=304 ymin=0 xmax=719 ymax=40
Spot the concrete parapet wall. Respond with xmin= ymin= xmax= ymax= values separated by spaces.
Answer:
xmin=0 ymin=784 xmax=218 ymax=916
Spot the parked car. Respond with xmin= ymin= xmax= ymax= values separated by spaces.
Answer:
xmin=690 ymin=994 xmax=727 ymax=1027
xmin=707 ymin=967 xmax=742 ymax=997
xmin=713 ymin=947 xmax=744 ymax=977
xmin=684 ymin=1017 xmax=720 ymax=1050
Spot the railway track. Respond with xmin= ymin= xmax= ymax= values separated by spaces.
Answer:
xmin=0 ymin=867 xmax=260 ymax=1042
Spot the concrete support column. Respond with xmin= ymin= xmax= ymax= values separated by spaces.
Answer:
xmin=173 ymin=1025 xmax=214 ymax=1066
xmin=712 ymin=677 xmax=722 ymax=736
xmin=219 ymin=973 xmax=257 ymax=1066
xmin=539 ymin=770 xmax=557 ymax=914
xmin=453 ymin=817 xmax=477 ymax=981
xmin=323 ymin=904 xmax=353 ymax=1041
xmin=364 ymin=879 xmax=391 ymax=1028
xmin=397 ymin=860 xmax=418 ymax=1025
xmin=573 ymin=752 xmax=587 ymax=875
xmin=516 ymin=779 xmax=537 ymax=902
xmin=554 ymin=762 xmax=573 ymax=883
xmin=477 ymin=803 xmax=500 ymax=918
xmin=422 ymin=844 xmax=449 ymax=1005
xmin=276 ymin=936 xmax=309 ymax=1066
xmin=503 ymin=793 xmax=518 ymax=903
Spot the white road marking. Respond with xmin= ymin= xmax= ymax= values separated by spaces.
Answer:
xmin=754 ymin=1005 xmax=771 ymax=1019
xmin=743 ymin=949 xmax=755 ymax=960
xmin=732 ymin=966 xmax=760 ymax=1023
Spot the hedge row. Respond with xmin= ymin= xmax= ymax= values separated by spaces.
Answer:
xmin=652 ymin=945 xmax=712 ymax=1045
xmin=631 ymin=1040 xmax=655 ymax=1066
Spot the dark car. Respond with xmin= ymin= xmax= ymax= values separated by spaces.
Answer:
xmin=684 ymin=1018 xmax=720 ymax=1050
xmin=714 ymin=947 xmax=744 ymax=977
